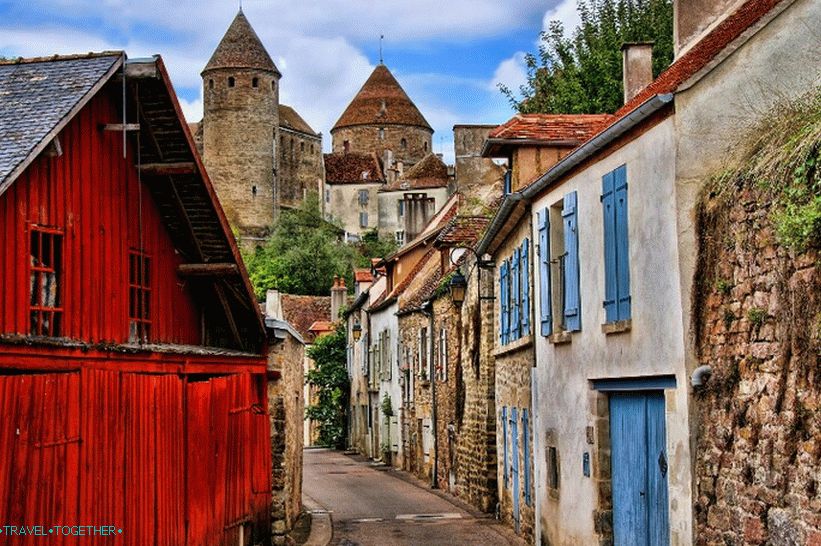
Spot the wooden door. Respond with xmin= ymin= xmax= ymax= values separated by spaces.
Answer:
xmin=610 ymin=391 xmax=669 ymax=545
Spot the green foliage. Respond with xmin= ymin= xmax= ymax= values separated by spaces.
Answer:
xmin=355 ymin=229 xmax=398 ymax=268
xmin=747 ymin=307 xmax=766 ymax=327
xmin=772 ymin=151 xmax=821 ymax=250
xmin=380 ymin=393 xmax=393 ymax=418
xmin=501 ymin=0 xmax=673 ymax=114
xmin=305 ymin=327 xmax=350 ymax=449
xmin=715 ymin=278 xmax=733 ymax=296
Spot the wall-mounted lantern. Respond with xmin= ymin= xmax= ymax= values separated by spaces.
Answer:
xmin=352 ymin=321 xmax=362 ymax=342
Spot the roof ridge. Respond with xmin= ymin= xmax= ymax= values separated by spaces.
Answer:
xmin=0 ymin=51 xmax=123 ymax=65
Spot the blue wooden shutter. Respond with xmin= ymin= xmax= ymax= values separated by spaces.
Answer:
xmin=500 ymin=262 xmax=509 ymax=345
xmin=502 ymin=406 xmax=508 ymax=488
xmin=614 ymin=165 xmax=631 ymax=320
xmin=563 ymin=191 xmax=581 ymax=331
xmin=521 ymin=239 xmax=530 ymax=336
xmin=522 ymin=408 xmax=531 ymax=506
xmin=538 ymin=209 xmax=552 ymax=336
xmin=511 ymin=248 xmax=520 ymax=340
xmin=602 ymin=171 xmax=618 ymax=323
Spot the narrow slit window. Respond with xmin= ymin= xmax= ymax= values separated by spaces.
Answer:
xmin=29 ymin=227 xmax=63 ymax=336
xmin=252 ymin=77 xmax=259 ymax=88
xmin=228 ymin=76 xmax=235 ymax=87
xmin=129 ymin=251 xmax=152 ymax=343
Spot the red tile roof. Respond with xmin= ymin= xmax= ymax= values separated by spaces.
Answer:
xmin=279 ymin=104 xmax=318 ymax=136
xmin=332 ymin=64 xmax=432 ymax=131
xmin=308 ymin=320 xmax=335 ymax=334
xmin=435 ymin=215 xmax=491 ymax=247
xmin=382 ymin=153 xmax=450 ymax=192
xmin=488 ymin=114 xmax=614 ymax=143
xmin=203 ymin=11 xmax=279 ymax=75
xmin=280 ymin=294 xmax=331 ymax=343
xmin=324 ymin=152 xmax=385 ymax=185
xmin=354 ymin=269 xmax=373 ymax=283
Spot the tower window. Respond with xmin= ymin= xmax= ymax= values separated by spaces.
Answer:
xmin=343 ymin=140 xmax=350 ymax=153
xmin=301 ymin=142 xmax=305 ymax=152
xmin=272 ymin=81 xmax=276 ymax=91
xmin=209 ymin=79 xmax=214 ymax=89
xmin=400 ymin=138 xmax=407 ymax=150
xmin=378 ymin=128 xmax=385 ymax=140
xmin=252 ymin=77 xmax=259 ymax=88
xmin=252 ymin=185 xmax=258 ymax=196
xmin=228 ymin=76 xmax=235 ymax=87
xmin=424 ymin=141 xmax=428 ymax=152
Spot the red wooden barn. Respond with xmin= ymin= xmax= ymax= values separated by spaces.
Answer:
xmin=0 ymin=52 xmax=273 ymax=545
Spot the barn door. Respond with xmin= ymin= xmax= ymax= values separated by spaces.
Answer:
xmin=509 ymin=407 xmax=520 ymax=533
xmin=610 ymin=392 xmax=669 ymax=546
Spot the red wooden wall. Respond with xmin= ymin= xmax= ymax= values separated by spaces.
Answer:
xmin=0 ymin=370 xmax=271 ymax=546
xmin=0 ymin=86 xmax=201 ymax=345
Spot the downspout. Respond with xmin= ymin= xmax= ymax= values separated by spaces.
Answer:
xmin=424 ymin=300 xmax=438 ymax=489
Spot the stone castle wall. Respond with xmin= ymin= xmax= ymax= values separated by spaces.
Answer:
xmin=202 ymin=67 xmax=278 ymax=238
xmin=431 ymin=292 xmax=462 ymax=492
xmin=278 ymin=130 xmax=323 ymax=209
xmin=331 ymin=125 xmax=432 ymax=169
xmin=693 ymin=184 xmax=821 ymax=545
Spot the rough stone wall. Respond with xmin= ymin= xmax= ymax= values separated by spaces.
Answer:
xmin=693 ymin=184 xmax=821 ymax=545
xmin=453 ymin=125 xmax=506 ymax=208
xmin=331 ymin=125 xmax=432 ymax=170
xmin=431 ymin=293 xmax=462 ymax=492
xmin=201 ymin=67 xmax=279 ymax=238
xmin=267 ymin=333 xmax=305 ymax=542
xmin=398 ymin=311 xmax=432 ymax=480
xmin=278 ymin=130 xmax=323 ymax=209
xmin=492 ymin=218 xmax=535 ymax=542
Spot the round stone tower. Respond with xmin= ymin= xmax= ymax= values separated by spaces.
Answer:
xmin=331 ymin=64 xmax=433 ymax=171
xmin=201 ymin=10 xmax=281 ymax=240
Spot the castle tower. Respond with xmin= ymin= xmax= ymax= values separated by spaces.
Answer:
xmin=331 ymin=64 xmax=433 ymax=178
xmin=201 ymin=10 xmax=281 ymax=241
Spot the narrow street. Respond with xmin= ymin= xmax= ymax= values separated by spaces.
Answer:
xmin=303 ymin=449 xmax=523 ymax=546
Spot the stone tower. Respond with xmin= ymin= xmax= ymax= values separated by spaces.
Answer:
xmin=331 ymin=64 xmax=433 ymax=180
xmin=201 ymin=10 xmax=281 ymax=241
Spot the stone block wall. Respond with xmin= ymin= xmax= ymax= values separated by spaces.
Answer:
xmin=278 ymin=130 xmax=323 ymax=209
xmin=267 ymin=333 xmax=305 ymax=542
xmin=331 ymin=125 xmax=432 ymax=170
xmin=398 ymin=311 xmax=433 ymax=480
xmin=431 ymin=293 xmax=462 ymax=492
xmin=693 ymin=184 xmax=820 ymax=545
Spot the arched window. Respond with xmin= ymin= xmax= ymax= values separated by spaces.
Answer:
xmin=400 ymin=138 xmax=407 ymax=150
xmin=300 ymin=142 xmax=305 ymax=152
xmin=252 ymin=77 xmax=259 ymax=88
xmin=272 ymin=81 xmax=276 ymax=91
xmin=228 ymin=76 xmax=235 ymax=88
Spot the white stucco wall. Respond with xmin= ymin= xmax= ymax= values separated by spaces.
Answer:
xmin=368 ymin=300 xmax=402 ymax=461
xmin=530 ymin=118 xmax=694 ymax=545
xmin=325 ymin=182 xmax=382 ymax=237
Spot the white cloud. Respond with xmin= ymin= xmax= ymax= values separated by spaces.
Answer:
xmin=542 ymin=0 xmax=581 ymax=34
xmin=489 ymin=51 xmax=528 ymax=94
xmin=178 ymin=97 xmax=203 ymax=124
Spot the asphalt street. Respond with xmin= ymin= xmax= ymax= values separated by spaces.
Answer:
xmin=303 ymin=448 xmax=524 ymax=546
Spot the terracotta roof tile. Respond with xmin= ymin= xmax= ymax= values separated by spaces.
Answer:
xmin=435 ymin=215 xmax=491 ymax=247
xmin=280 ymin=294 xmax=331 ymax=343
xmin=381 ymin=153 xmax=450 ymax=192
xmin=354 ymin=269 xmax=373 ymax=283
xmin=308 ymin=320 xmax=335 ymax=334
xmin=324 ymin=152 xmax=385 ymax=185
xmin=203 ymin=11 xmax=279 ymax=75
xmin=332 ymin=64 xmax=432 ymax=131
xmin=488 ymin=114 xmax=614 ymax=142
xmin=279 ymin=104 xmax=318 ymax=136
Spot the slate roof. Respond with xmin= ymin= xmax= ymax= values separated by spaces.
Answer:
xmin=332 ymin=64 xmax=432 ymax=131
xmin=381 ymin=153 xmax=450 ymax=192
xmin=280 ymin=294 xmax=331 ymax=343
xmin=203 ymin=10 xmax=280 ymax=75
xmin=487 ymin=114 xmax=614 ymax=143
xmin=0 ymin=53 xmax=122 ymax=191
xmin=324 ymin=152 xmax=385 ymax=185
xmin=279 ymin=104 xmax=318 ymax=137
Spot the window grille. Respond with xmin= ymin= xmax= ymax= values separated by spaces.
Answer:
xmin=129 ymin=251 xmax=152 ymax=343
xmin=29 ymin=227 xmax=63 ymax=336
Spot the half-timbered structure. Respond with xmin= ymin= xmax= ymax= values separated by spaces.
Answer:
xmin=0 ymin=52 xmax=272 ymax=545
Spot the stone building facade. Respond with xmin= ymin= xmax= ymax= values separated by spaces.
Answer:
xmin=196 ymin=10 xmax=324 ymax=243
xmin=323 ymin=152 xmax=384 ymax=239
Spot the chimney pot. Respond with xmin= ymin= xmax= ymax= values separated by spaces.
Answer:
xmin=621 ymin=42 xmax=654 ymax=104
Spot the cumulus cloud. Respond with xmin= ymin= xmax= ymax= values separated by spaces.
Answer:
xmin=542 ymin=0 xmax=582 ymax=34
xmin=489 ymin=51 xmax=528 ymax=94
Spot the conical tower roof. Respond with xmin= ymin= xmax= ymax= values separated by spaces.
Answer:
xmin=332 ymin=64 xmax=431 ymax=132
xmin=202 ymin=10 xmax=280 ymax=75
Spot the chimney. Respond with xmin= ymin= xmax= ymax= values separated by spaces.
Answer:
xmin=621 ymin=42 xmax=654 ymax=104
xmin=674 ymin=0 xmax=737 ymax=57
xmin=265 ymin=289 xmax=282 ymax=320
xmin=331 ymin=276 xmax=347 ymax=321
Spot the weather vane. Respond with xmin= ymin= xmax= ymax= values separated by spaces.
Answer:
xmin=379 ymin=35 xmax=384 ymax=64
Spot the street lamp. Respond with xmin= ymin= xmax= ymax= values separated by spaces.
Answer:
xmin=352 ymin=321 xmax=362 ymax=342
xmin=448 ymin=268 xmax=467 ymax=307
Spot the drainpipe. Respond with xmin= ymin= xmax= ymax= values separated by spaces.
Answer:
xmin=424 ymin=300 xmax=438 ymax=489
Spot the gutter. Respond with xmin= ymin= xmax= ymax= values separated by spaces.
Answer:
xmin=475 ymin=93 xmax=673 ymax=255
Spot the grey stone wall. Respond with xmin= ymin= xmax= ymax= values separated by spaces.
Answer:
xmin=278 ymin=129 xmax=324 ymax=209
xmin=331 ymin=125 xmax=432 ymax=170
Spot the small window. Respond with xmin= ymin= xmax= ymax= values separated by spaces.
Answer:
xmin=343 ymin=140 xmax=350 ymax=153
xmin=424 ymin=141 xmax=428 ymax=152
xmin=300 ymin=141 xmax=305 ymax=152
xmin=129 ymin=251 xmax=152 ymax=343
xmin=419 ymin=327 xmax=428 ymax=378
xmin=503 ymin=169 xmax=512 ymax=195
xmin=358 ymin=189 xmax=369 ymax=206
xmin=547 ymin=445 xmax=560 ymax=491
xmin=29 ymin=227 xmax=63 ymax=336
xmin=398 ymin=200 xmax=405 ymax=217
xmin=400 ymin=138 xmax=407 ymax=150
xmin=252 ymin=77 xmax=259 ymax=88
xmin=208 ymin=79 xmax=214 ymax=89
xmin=359 ymin=212 xmax=369 ymax=228
xmin=228 ymin=76 xmax=235 ymax=87
xmin=325 ymin=189 xmax=330 ymax=203
xmin=271 ymin=81 xmax=276 ymax=91
xmin=378 ymin=128 xmax=385 ymax=140
xmin=395 ymin=230 xmax=405 ymax=246
xmin=438 ymin=327 xmax=447 ymax=381
xmin=252 ymin=185 xmax=257 ymax=196
xmin=311 ymin=144 xmax=314 ymax=154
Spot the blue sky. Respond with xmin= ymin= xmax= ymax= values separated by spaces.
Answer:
xmin=0 ymin=0 xmax=581 ymax=162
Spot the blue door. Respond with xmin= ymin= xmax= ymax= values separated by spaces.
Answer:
xmin=510 ymin=407 xmax=520 ymax=532
xmin=610 ymin=392 xmax=669 ymax=546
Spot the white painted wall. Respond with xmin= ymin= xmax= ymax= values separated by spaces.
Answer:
xmin=530 ymin=118 xmax=695 ymax=545
xmin=368 ymin=299 xmax=402 ymax=462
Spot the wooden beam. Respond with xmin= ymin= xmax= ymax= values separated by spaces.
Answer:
xmin=177 ymin=263 xmax=239 ymax=277
xmin=215 ymin=283 xmax=243 ymax=350
xmin=139 ymin=162 xmax=197 ymax=176
xmin=102 ymin=123 xmax=140 ymax=131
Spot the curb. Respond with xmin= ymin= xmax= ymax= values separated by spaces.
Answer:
xmin=302 ymin=494 xmax=333 ymax=546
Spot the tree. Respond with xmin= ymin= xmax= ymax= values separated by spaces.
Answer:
xmin=501 ymin=0 xmax=673 ymax=115
xmin=305 ymin=326 xmax=350 ymax=448
xmin=354 ymin=229 xmax=398 ymax=269
xmin=243 ymin=193 xmax=355 ymax=298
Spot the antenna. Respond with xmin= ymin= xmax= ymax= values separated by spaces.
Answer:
xmin=239 ymin=0 xmax=242 ymax=12
xmin=379 ymin=35 xmax=384 ymax=64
